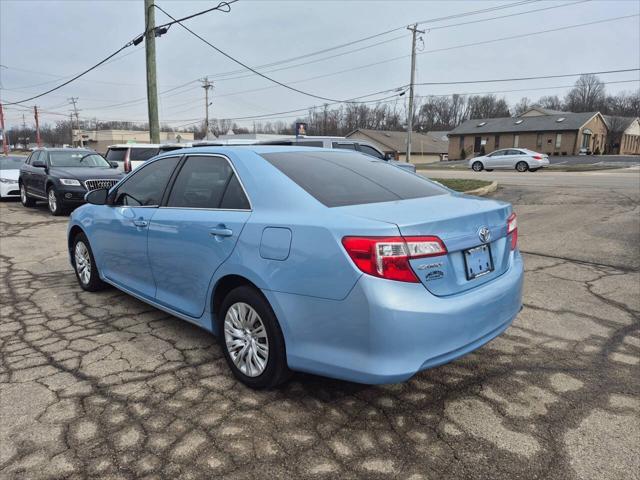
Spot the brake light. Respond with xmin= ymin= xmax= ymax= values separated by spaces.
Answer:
xmin=533 ymin=155 xmax=543 ymax=160
xmin=507 ymin=212 xmax=518 ymax=250
xmin=124 ymin=149 xmax=132 ymax=173
xmin=342 ymin=235 xmax=447 ymax=282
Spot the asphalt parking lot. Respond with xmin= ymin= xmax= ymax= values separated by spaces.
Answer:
xmin=1 ymin=170 xmax=638 ymax=480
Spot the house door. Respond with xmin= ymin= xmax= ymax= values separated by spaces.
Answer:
xmin=474 ymin=136 xmax=482 ymax=153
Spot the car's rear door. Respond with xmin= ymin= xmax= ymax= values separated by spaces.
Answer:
xmin=147 ymin=154 xmax=251 ymax=318
xmin=93 ymin=156 xmax=181 ymax=298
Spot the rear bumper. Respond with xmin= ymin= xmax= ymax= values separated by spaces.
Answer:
xmin=265 ymin=251 xmax=524 ymax=384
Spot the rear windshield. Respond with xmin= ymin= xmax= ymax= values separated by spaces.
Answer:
xmin=261 ymin=151 xmax=446 ymax=207
xmin=105 ymin=148 xmax=126 ymax=162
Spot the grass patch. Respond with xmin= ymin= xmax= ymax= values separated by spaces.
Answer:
xmin=429 ymin=178 xmax=492 ymax=192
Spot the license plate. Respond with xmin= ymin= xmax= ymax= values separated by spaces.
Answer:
xmin=463 ymin=244 xmax=494 ymax=280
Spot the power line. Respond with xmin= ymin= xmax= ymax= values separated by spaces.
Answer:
xmin=1 ymin=1 xmax=237 ymax=106
xmin=204 ymin=0 xmax=584 ymax=83
xmin=204 ymin=13 xmax=639 ymax=89
xmin=204 ymin=0 xmax=541 ymax=81
xmin=153 ymin=4 xmax=349 ymax=103
xmin=414 ymin=68 xmax=640 ymax=87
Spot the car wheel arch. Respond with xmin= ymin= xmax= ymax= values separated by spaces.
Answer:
xmin=68 ymin=225 xmax=86 ymax=257
xmin=211 ymin=274 xmax=282 ymax=335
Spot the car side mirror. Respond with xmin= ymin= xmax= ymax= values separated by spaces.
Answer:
xmin=85 ymin=188 xmax=109 ymax=205
xmin=384 ymin=152 xmax=396 ymax=161
xmin=109 ymin=161 xmax=119 ymax=168
xmin=32 ymin=160 xmax=46 ymax=168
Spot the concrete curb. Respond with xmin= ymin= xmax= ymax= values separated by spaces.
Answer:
xmin=464 ymin=181 xmax=498 ymax=196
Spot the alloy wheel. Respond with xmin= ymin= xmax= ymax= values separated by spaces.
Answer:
xmin=516 ymin=161 xmax=528 ymax=172
xmin=74 ymin=241 xmax=91 ymax=285
xmin=224 ymin=302 xmax=269 ymax=377
xmin=20 ymin=185 xmax=27 ymax=204
xmin=48 ymin=189 xmax=57 ymax=213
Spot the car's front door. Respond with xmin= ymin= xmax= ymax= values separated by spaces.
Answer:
xmin=147 ymin=155 xmax=251 ymax=318
xmin=486 ymin=150 xmax=507 ymax=168
xmin=94 ymin=156 xmax=181 ymax=298
xmin=32 ymin=151 xmax=49 ymax=196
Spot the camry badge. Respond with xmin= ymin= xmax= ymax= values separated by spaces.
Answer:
xmin=478 ymin=226 xmax=491 ymax=243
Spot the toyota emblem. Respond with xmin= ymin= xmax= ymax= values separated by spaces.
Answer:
xmin=478 ymin=226 xmax=491 ymax=243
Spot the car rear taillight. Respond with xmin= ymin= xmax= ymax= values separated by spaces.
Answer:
xmin=507 ymin=212 xmax=518 ymax=250
xmin=342 ymin=235 xmax=447 ymax=282
xmin=532 ymin=155 xmax=543 ymax=160
xmin=124 ymin=149 xmax=132 ymax=173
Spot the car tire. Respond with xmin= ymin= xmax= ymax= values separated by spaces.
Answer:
xmin=20 ymin=183 xmax=36 ymax=207
xmin=220 ymin=285 xmax=291 ymax=389
xmin=516 ymin=161 xmax=529 ymax=172
xmin=472 ymin=161 xmax=484 ymax=172
xmin=47 ymin=186 xmax=65 ymax=216
xmin=72 ymin=232 xmax=107 ymax=292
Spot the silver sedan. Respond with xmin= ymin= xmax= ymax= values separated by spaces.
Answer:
xmin=469 ymin=148 xmax=550 ymax=172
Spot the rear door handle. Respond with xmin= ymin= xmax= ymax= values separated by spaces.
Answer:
xmin=133 ymin=219 xmax=148 ymax=227
xmin=209 ymin=227 xmax=233 ymax=237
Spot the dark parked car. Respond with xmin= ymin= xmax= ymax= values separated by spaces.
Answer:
xmin=19 ymin=148 xmax=125 ymax=215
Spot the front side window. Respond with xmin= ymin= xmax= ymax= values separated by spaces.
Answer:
xmin=358 ymin=144 xmax=384 ymax=159
xmin=261 ymin=151 xmax=446 ymax=208
xmin=113 ymin=156 xmax=179 ymax=206
xmin=167 ymin=156 xmax=248 ymax=209
xmin=49 ymin=151 xmax=110 ymax=168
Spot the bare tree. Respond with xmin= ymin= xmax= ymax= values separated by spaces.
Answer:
xmin=536 ymin=95 xmax=563 ymax=111
xmin=513 ymin=97 xmax=531 ymax=116
xmin=564 ymin=74 xmax=606 ymax=112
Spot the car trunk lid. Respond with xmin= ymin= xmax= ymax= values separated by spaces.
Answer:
xmin=337 ymin=193 xmax=513 ymax=296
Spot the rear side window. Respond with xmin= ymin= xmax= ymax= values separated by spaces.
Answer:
xmin=130 ymin=147 xmax=159 ymax=161
xmin=113 ymin=156 xmax=179 ymax=206
xmin=261 ymin=151 xmax=446 ymax=207
xmin=167 ymin=156 xmax=249 ymax=210
xmin=106 ymin=148 xmax=126 ymax=162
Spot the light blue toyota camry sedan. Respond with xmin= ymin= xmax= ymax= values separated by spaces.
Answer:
xmin=67 ymin=146 xmax=523 ymax=388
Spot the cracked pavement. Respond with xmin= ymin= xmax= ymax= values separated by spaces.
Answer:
xmin=1 ymin=174 xmax=638 ymax=479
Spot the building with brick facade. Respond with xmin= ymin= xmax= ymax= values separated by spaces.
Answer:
xmin=604 ymin=116 xmax=640 ymax=155
xmin=447 ymin=109 xmax=609 ymax=160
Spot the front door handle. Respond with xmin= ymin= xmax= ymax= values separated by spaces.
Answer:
xmin=209 ymin=226 xmax=233 ymax=237
xmin=133 ymin=219 xmax=148 ymax=227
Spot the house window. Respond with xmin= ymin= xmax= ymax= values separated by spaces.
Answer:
xmin=459 ymin=136 xmax=465 ymax=150
xmin=555 ymin=133 xmax=562 ymax=149
xmin=495 ymin=135 xmax=500 ymax=149
xmin=513 ymin=135 xmax=519 ymax=148
xmin=536 ymin=133 xmax=542 ymax=148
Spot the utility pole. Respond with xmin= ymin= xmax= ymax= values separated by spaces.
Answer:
xmin=201 ymin=77 xmax=214 ymax=139
xmin=20 ymin=114 xmax=28 ymax=150
xmin=405 ymin=24 xmax=425 ymax=163
xmin=68 ymin=97 xmax=82 ymax=147
xmin=34 ymin=106 xmax=42 ymax=148
xmin=144 ymin=0 xmax=160 ymax=144
xmin=0 ymin=102 xmax=8 ymax=155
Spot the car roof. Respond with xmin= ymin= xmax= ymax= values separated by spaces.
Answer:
xmin=155 ymin=145 xmax=359 ymax=157
xmin=107 ymin=144 xmax=162 ymax=148
xmin=34 ymin=148 xmax=95 ymax=152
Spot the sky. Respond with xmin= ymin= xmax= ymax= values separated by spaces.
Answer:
xmin=1 ymin=0 xmax=639 ymax=131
